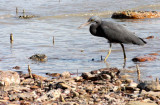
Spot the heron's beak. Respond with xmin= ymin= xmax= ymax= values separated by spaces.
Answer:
xmin=78 ymin=22 xmax=91 ymax=29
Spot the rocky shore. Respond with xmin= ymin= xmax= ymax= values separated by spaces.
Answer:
xmin=0 ymin=67 xmax=160 ymax=105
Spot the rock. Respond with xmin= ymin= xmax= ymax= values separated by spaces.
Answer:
xmin=30 ymin=85 xmax=39 ymax=90
xmin=29 ymin=54 xmax=47 ymax=62
xmin=32 ymin=74 xmax=47 ymax=81
xmin=112 ymin=10 xmax=160 ymax=19
xmin=98 ymin=74 xmax=111 ymax=80
xmin=148 ymin=53 xmax=158 ymax=56
xmin=20 ymin=101 xmax=31 ymax=105
xmin=19 ymin=15 xmax=37 ymax=19
xmin=132 ymin=56 xmax=156 ymax=62
xmin=82 ymin=68 xmax=120 ymax=81
xmin=81 ymin=72 xmax=96 ymax=80
xmin=128 ymin=82 xmax=138 ymax=88
xmin=141 ymin=91 xmax=160 ymax=97
xmin=91 ymin=70 xmax=101 ymax=74
xmin=0 ymin=70 xmax=20 ymax=86
xmin=126 ymin=101 xmax=157 ymax=105
xmin=125 ymin=82 xmax=138 ymax=92
xmin=36 ymin=89 xmax=61 ymax=102
xmin=9 ymin=91 xmax=38 ymax=101
xmin=137 ymin=81 xmax=160 ymax=93
xmin=9 ymin=94 xmax=19 ymax=101
xmin=55 ymin=82 xmax=71 ymax=89
xmin=70 ymin=90 xmax=79 ymax=98
xmin=61 ymin=71 xmax=71 ymax=78
xmin=113 ymin=86 xmax=119 ymax=92
xmin=59 ymin=95 xmax=65 ymax=102
xmin=46 ymin=73 xmax=61 ymax=78
xmin=74 ymin=76 xmax=84 ymax=82
xmin=146 ymin=36 xmax=154 ymax=39
xmin=12 ymin=66 xmax=20 ymax=70
xmin=99 ymin=68 xmax=120 ymax=75
xmin=20 ymin=78 xmax=34 ymax=85
xmin=121 ymin=74 xmax=132 ymax=79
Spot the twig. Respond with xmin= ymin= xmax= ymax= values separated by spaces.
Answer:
xmin=16 ymin=7 xmax=18 ymax=15
xmin=10 ymin=33 xmax=13 ymax=44
xmin=23 ymin=9 xmax=25 ymax=16
xmin=77 ymin=69 xmax=78 ymax=76
xmin=156 ymin=77 xmax=159 ymax=86
xmin=136 ymin=64 xmax=140 ymax=82
xmin=40 ymin=80 xmax=43 ymax=89
xmin=28 ymin=65 xmax=33 ymax=78
xmin=53 ymin=36 xmax=54 ymax=45
xmin=101 ymin=55 xmax=103 ymax=61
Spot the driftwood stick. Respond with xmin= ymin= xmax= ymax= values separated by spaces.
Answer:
xmin=28 ymin=65 xmax=33 ymax=78
xmin=136 ymin=64 xmax=140 ymax=82
xmin=10 ymin=33 xmax=13 ymax=44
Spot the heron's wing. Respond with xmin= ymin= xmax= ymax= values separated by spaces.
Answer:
xmin=101 ymin=21 xmax=145 ymax=45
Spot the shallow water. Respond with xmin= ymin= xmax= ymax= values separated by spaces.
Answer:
xmin=0 ymin=0 xmax=160 ymax=80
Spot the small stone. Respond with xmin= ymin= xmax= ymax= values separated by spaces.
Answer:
xmin=20 ymin=101 xmax=31 ymax=105
xmin=32 ymin=74 xmax=47 ymax=81
xmin=91 ymin=70 xmax=101 ymax=74
xmin=71 ymin=90 xmax=79 ymax=97
xmin=3 ymin=97 xmax=9 ymax=100
xmin=81 ymin=72 xmax=95 ymax=80
xmin=30 ymin=85 xmax=39 ymax=90
xmin=137 ymin=81 xmax=160 ymax=92
xmin=36 ymin=89 xmax=61 ymax=102
xmin=148 ymin=53 xmax=158 ymax=56
xmin=132 ymin=56 xmax=156 ymax=62
xmin=100 ymin=74 xmax=111 ymax=80
xmin=129 ymin=82 xmax=138 ymax=88
xmin=121 ymin=74 xmax=132 ymax=79
xmin=61 ymin=71 xmax=71 ymax=78
xmin=74 ymin=76 xmax=83 ymax=82
xmin=46 ymin=73 xmax=61 ymax=78
xmin=55 ymin=82 xmax=71 ymax=89
xmin=113 ymin=86 xmax=119 ymax=92
xmin=19 ymin=15 xmax=37 ymax=19
xmin=60 ymin=95 xmax=65 ymax=102
xmin=29 ymin=54 xmax=47 ymax=62
xmin=145 ymin=36 xmax=154 ymax=39
xmin=12 ymin=66 xmax=20 ymax=70
xmin=20 ymin=78 xmax=34 ymax=85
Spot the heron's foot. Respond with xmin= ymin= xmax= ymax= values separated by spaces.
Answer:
xmin=104 ymin=57 xmax=109 ymax=62
xmin=124 ymin=57 xmax=127 ymax=60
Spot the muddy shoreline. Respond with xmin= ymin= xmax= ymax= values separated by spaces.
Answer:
xmin=0 ymin=67 xmax=160 ymax=105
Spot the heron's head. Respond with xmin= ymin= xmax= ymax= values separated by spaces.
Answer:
xmin=78 ymin=16 xmax=102 ymax=28
xmin=88 ymin=16 xmax=101 ymax=23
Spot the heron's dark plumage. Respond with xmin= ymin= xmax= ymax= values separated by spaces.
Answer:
xmin=89 ymin=16 xmax=146 ymax=45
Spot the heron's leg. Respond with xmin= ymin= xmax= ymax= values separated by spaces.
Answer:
xmin=120 ymin=43 xmax=126 ymax=60
xmin=120 ymin=43 xmax=126 ymax=68
xmin=104 ymin=43 xmax=112 ymax=62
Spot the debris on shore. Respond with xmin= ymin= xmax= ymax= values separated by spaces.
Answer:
xmin=19 ymin=15 xmax=37 ymax=19
xmin=29 ymin=54 xmax=47 ymax=62
xmin=0 ymin=67 xmax=160 ymax=105
xmin=111 ymin=10 xmax=160 ymax=19
xmin=132 ymin=53 xmax=159 ymax=62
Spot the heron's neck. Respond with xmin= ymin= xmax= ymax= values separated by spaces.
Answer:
xmin=90 ymin=23 xmax=99 ymax=35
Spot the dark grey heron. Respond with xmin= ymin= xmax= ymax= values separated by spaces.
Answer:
xmin=79 ymin=16 xmax=146 ymax=67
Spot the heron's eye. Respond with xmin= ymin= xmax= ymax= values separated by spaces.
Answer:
xmin=90 ymin=19 xmax=95 ymax=22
